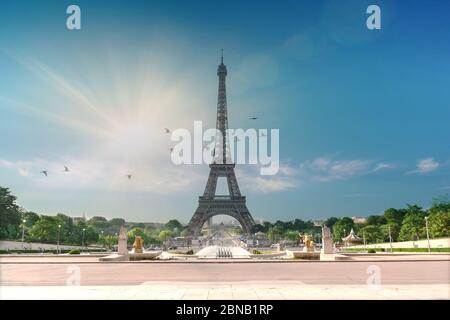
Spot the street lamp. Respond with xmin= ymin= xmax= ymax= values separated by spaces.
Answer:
xmin=57 ymin=224 xmax=61 ymax=254
xmin=82 ymin=228 xmax=86 ymax=253
xmin=388 ymin=224 xmax=393 ymax=253
xmin=425 ymin=216 xmax=431 ymax=253
xmin=343 ymin=228 xmax=346 ymax=247
xmin=363 ymin=230 xmax=366 ymax=251
xmin=21 ymin=219 xmax=27 ymax=250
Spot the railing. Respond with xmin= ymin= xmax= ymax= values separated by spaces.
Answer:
xmin=213 ymin=195 xmax=231 ymax=200
xmin=199 ymin=196 xmax=246 ymax=201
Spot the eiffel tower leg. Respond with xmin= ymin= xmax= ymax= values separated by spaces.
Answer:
xmin=188 ymin=204 xmax=209 ymax=236
xmin=233 ymin=204 xmax=255 ymax=234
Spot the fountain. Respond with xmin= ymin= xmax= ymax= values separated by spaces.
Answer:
xmin=196 ymin=245 xmax=251 ymax=259
xmin=100 ymin=227 xmax=161 ymax=261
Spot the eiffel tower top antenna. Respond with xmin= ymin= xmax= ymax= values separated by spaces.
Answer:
xmin=214 ymin=48 xmax=231 ymax=164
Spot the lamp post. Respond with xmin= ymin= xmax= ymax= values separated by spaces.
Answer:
xmin=343 ymin=228 xmax=346 ymax=247
xmin=363 ymin=230 xmax=366 ymax=251
xmin=388 ymin=224 xmax=393 ymax=253
xmin=57 ymin=224 xmax=61 ymax=254
xmin=425 ymin=216 xmax=431 ymax=253
xmin=82 ymin=228 xmax=86 ymax=253
xmin=318 ymin=232 xmax=322 ymax=249
xmin=21 ymin=219 xmax=27 ymax=250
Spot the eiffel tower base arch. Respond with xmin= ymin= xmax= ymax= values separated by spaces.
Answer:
xmin=188 ymin=199 xmax=255 ymax=236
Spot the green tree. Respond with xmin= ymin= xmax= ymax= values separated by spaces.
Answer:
xmin=55 ymin=213 xmax=74 ymax=243
xmin=179 ymin=228 xmax=190 ymax=237
xmin=324 ymin=217 xmax=339 ymax=228
xmin=366 ymin=215 xmax=387 ymax=226
xmin=428 ymin=199 xmax=450 ymax=237
xmin=250 ymin=224 xmax=265 ymax=234
xmin=383 ymin=208 xmax=406 ymax=225
xmin=399 ymin=208 xmax=426 ymax=241
xmin=109 ymin=218 xmax=126 ymax=227
xmin=22 ymin=211 xmax=39 ymax=228
xmin=28 ymin=215 xmax=59 ymax=242
xmin=102 ymin=234 xmax=118 ymax=249
xmin=380 ymin=223 xmax=400 ymax=242
xmin=73 ymin=222 xmax=100 ymax=246
xmin=158 ymin=229 xmax=174 ymax=247
xmin=164 ymin=219 xmax=183 ymax=236
xmin=230 ymin=226 xmax=243 ymax=235
xmin=267 ymin=225 xmax=283 ymax=242
xmin=0 ymin=187 xmax=21 ymax=239
xmin=262 ymin=221 xmax=272 ymax=233
xmin=359 ymin=225 xmax=384 ymax=244
xmin=332 ymin=217 xmax=354 ymax=242
xmin=378 ymin=224 xmax=393 ymax=243
xmin=128 ymin=227 xmax=148 ymax=245
xmin=87 ymin=216 xmax=108 ymax=231
xmin=267 ymin=227 xmax=276 ymax=242
xmin=284 ymin=230 xmax=300 ymax=243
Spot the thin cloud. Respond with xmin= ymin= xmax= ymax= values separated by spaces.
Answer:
xmin=299 ymin=157 xmax=372 ymax=182
xmin=237 ymin=164 xmax=300 ymax=193
xmin=408 ymin=158 xmax=439 ymax=175
xmin=373 ymin=162 xmax=396 ymax=172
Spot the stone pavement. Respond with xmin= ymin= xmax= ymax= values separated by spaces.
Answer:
xmin=1 ymin=282 xmax=448 ymax=300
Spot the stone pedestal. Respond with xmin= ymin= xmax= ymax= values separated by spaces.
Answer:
xmin=117 ymin=226 xmax=128 ymax=255
xmin=321 ymin=226 xmax=334 ymax=254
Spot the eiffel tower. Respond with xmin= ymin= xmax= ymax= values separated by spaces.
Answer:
xmin=187 ymin=51 xmax=256 ymax=236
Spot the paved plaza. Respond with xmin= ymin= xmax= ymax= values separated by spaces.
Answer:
xmin=1 ymin=257 xmax=449 ymax=299
xmin=2 ymin=282 xmax=448 ymax=300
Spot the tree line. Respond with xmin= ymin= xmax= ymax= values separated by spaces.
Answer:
xmin=249 ymin=197 xmax=449 ymax=244
xmin=0 ymin=187 xmax=185 ymax=247
xmin=1 ymin=186 xmax=449 ymax=246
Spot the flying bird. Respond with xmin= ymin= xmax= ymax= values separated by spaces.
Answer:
xmin=63 ymin=166 xmax=70 ymax=172
xmin=260 ymin=132 xmax=266 ymax=137
xmin=164 ymin=128 xmax=170 ymax=134
xmin=127 ymin=174 xmax=132 ymax=180
xmin=249 ymin=117 xmax=258 ymax=120
xmin=169 ymin=147 xmax=174 ymax=152
xmin=41 ymin=170 xmax=48 ymax=177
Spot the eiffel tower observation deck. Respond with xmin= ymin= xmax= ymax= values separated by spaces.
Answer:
xmin=187 ymin=51 xmax=256 ymax=236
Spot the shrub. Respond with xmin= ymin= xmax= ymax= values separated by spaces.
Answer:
xmin=252 ymin=249 xmax=262 ymax=254
xmin=367 ymin=249 xmax=376 ymax=253
xmin=380 ymin=248 xmax=385 ymax=252
xmin=185 ymin=249 xmax=194 ymax=255
xmin=68 ymin=249 xmax=80 ymax=254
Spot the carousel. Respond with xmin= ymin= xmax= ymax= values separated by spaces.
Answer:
xmin=342 ymin=228 xmax=362 ymax=246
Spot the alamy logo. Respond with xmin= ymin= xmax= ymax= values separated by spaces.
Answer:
xmin=170 ymin=121 xmax=280 ymax=175
xmin=366 ymin=5 xmax=381 ymax=30
xmin=66 ymin=5 xmax=81 ymax=30
xmin=366 ymin=265 xmax=381 ymax=289
xmin=66 ymin=265 xmax=81 ymax=286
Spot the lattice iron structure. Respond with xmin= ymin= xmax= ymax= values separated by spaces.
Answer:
xmin=187 ymin=52 xmax=256 ymax=236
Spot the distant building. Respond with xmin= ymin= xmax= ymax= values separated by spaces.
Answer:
xmin=352 ymin=216 xmax=367 ymax=224
xmin=73 ymin=212 xmax=87 ymax=223
xmin=247 ymin=232 xmax=271 ymax=248
xmin=312 ymin=220 xmax=325 ymax=227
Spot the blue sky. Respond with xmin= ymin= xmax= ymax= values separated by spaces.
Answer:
xmin=0 ymin=0 xmax=449 ymax=223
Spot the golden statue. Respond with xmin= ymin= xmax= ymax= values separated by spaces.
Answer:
xmin=132 ymin=235 xmax=144 ymax=253
xmin=302 ymin=234 xmax=315 ymax=253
